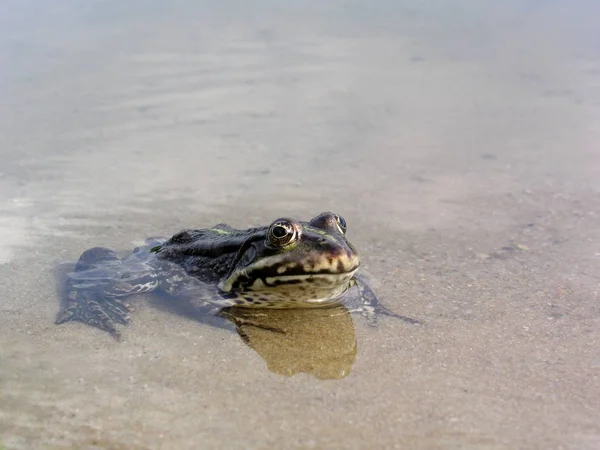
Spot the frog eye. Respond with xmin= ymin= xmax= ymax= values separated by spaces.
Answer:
xmin=334 ymin=214 xmax=347 ymax=234
xmin=267 ymin=220 xmax=298 ymax=247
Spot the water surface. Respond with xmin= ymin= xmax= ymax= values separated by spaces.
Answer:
xmin=1 ymin=1 xmax=600 ymax=448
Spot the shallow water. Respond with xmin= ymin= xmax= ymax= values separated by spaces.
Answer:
xmin=2 ymin=1 xmax=600 ymax=448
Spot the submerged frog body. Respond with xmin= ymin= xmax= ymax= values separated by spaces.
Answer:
xmin=56 ymin=212 xmax=418 ymax=337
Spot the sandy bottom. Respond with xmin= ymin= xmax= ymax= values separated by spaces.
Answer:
xmin=1 ymin=1 xmax=600 ymax=449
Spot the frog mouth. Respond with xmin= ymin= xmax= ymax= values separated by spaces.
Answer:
xmin=219 ymin=266 xmax=359 ymax=293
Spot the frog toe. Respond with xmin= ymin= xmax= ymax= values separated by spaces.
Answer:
xmin=56 ymin=290 xmax=131 ymax=338
xmin=373 ymin=305 xmax=422 ymax=325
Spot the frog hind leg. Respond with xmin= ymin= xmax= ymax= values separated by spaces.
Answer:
xmin=344 ymin=275 xmax=422 ymax=326
xmin=55 ymin=247 xmax=159 ymax=338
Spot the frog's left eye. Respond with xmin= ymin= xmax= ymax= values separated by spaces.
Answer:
xmin=334 ymin=214 xmax=347 ymax=234
xmin=267 ymin=220 xmax=298 ymax=247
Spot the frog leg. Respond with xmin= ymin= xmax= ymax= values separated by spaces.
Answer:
xmin=55 ymin=247 xmax=159 ymax=338
xmin=344 ymin=275 xmax=422 ymax=326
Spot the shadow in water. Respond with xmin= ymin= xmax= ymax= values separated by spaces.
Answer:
xmin=153 ymin=294 xmax=358 ymax=380
xmin=222 ymin=306 xmax=357 ymax=380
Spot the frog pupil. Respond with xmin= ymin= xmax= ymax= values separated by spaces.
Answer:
xmin=273 ymin=225 xmax=287 ymax=238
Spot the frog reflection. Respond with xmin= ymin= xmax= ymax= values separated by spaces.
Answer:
xmin=222 ymin=306 xmax=357 ymax=380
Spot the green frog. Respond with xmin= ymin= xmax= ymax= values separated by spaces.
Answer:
xmin=56 ymin=212 xmax=419 ymax=337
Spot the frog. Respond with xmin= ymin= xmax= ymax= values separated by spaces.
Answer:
xmin=55 ymin=212 xmax=419 ymax=338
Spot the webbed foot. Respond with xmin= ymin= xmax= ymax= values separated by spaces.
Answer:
xmin=350 ymin=275 xmax=422 ymax=326
xmin=55 ymin=290 xmax=131 ymax=339
xmin=56 ymin=247 xmax=148 ymax=339
xmin=361 ymin=303 xmax=422 ymax=326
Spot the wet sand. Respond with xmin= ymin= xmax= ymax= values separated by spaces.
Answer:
xmin=1 ymin=1 xmax=600 ymax=449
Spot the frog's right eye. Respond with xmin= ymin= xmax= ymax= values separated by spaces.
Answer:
xmin=267 ymin=219 xmax=299 ymax=247
xmin=333 ymin=214 xmax=347 ymax=234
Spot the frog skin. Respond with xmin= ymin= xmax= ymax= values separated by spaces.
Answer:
xmin=56 ymin=212 xmax=419 ymax=337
